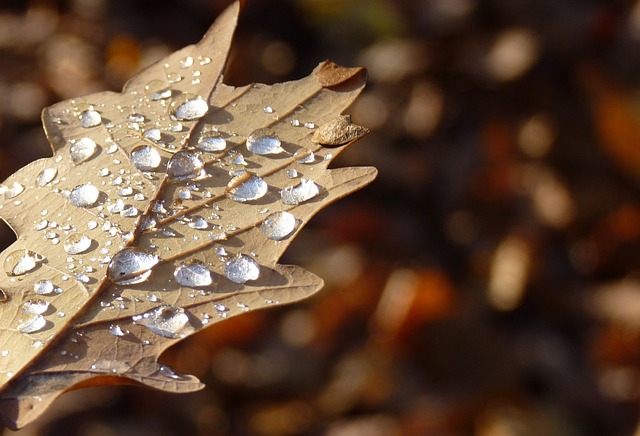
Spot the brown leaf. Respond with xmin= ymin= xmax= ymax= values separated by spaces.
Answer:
xmin=0 ymin=1 xmax=375 ymax=429
xmin=312 ymin=115 xmax=370 ymax=146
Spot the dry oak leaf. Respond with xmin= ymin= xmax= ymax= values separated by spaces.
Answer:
xmin=0 ymin=1 xmax=375 ymax=429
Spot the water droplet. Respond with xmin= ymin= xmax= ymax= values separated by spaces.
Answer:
xmin=80 ymin=110 xmax=101 ymax=128
xmin=264 ymin=106 xmax=274 ymax=114
xmin=174 ymin=260 xmax=213 ymax=287
xmin=69 ymin=183 xmax=100 ymax=207
xmin=188 ymin=217 xmax=208 ymax=230
xmin=121 ymin=206 xmax=139 ymax=217
xmin=63 ymin=233 xmax=93 ymax=255
xmin=108 ymin=248 xmax=160 ymax=285
xmin=132 ymin=305 xmax=190 ymax=338
xmin=130 ymin=145 xmax=162 ymax=172
xmin=18 ymin=314 xmax=46 ymax=334
xmin=287 ymin=169 xmax=299 ymax=179
xmin=226 ymin=173 xmax=268 ymax=202
xmin=179 ymin=56 xmax=194 ymax=69
xmin=261 ymin=211 xmax=297 ymax=240
xmin=167 ymin=151 xmax=204 ymax=180
xmin=4 ymin=250 xmax=43 ymax=276
xmin=118 ymin=186 xmax=133 ymax=196
xmin=34 ymin=280 xmax=55 ymax=295
xmin=304 ymin=122 xmax=316 ymax=129
xmin=176 ymin=188 xmax=192 ymax=200
xmin=129 ymin=113 xmax=145 ymax=123
xmin=4 ymin=182 xmax=24 ymax=199
xmin=197 ymin=132 xmax=227 ymax=151
xmin=69 ymin=137 xmax=98 ymax=164
xmin=214 ymin=303 xmax=229 ymax=312
xmin=109 ymin=324 xmax=127 ymax=337
xmin=22 ymin=299 xmax=50 ymax=315
xmin=0 ymin=289 xmax=8 ymax=303
xmin=173 ymin=96 xmax=208 ymax=121
xmin=246 ymin=128 xmax=283 ymax=155
xmin=224 ymin=254 xmax=260 ymax=284
xmin=36 ymin=168 xmax=58 ymax=187
xmin=280 ymin=178 xmax=319 ymax=205
xmin=143 ymin=128 xmax=162 ymax=142
xmin=293 ymin=148 xmax=315 ymax=164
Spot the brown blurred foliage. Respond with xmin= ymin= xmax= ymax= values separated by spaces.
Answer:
xmin=2 ymin=0 xmax=640 ymax=435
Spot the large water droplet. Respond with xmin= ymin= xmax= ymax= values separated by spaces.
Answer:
xmin=224 ymin=254 xmax=260 ymax=284
xmin=261 ymin=211 xmax=297 ymax=240
xmin=226 ymin=173 xmax=268 ymax=202
xmin=69 ymin=183 xmax=100 ymax=207
xmin=22 ymin=299 xmax=50 ymax=315
xmin=174 ymin=260 xmax=212 ymax=288
xmin=173 ymin=96 xmax=208 ymax=121
xmin=4 ymin=182 xmax=24 ymax=199
xmin=69 ymin=137 xmax=98 ymax=164
xmin=18 ymin=314 xmax=46 ymax=334
xmin=197 ymin=132 xmax=227 ymax=151
xmin=132 ymin=305 xmax=190 ymax=338
xmin=80 ymin=110 xmax=102 ymax=128
xmin=34 ymin=280 xmax=55 ymax=295
xmin=4 ymin=250 xmax=43 ymax=276
xmin=36 ymin=168 xmax=58 ymax=187
xmin=131 ymin=145 xmax=162 ymax=171
xmin=108 ymin=248 xmax=160 ymax=285
xmin=167 ymin=151 xmax=204 ymax=180
xmin=280 ymin=179 xmax=319 ymax=205
xmin=63 ymin=233 xmax=93 ymax=255
xmin=246 ymin=128 xmax=283 ymax=155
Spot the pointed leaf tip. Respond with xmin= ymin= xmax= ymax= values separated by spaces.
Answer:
xmin=316 ymin=60 xmax=367 ymax=88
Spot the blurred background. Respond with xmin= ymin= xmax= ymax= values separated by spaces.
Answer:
xmin=1 ymin=0 xmax=640 ymax=434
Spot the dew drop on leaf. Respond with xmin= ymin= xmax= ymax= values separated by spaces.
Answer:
xmin=0 ymin=289 xmax=7 ymax=303
xmin=143 ymin=128 xmax=162 ymax=142
xmin=79 ymin=110 xmax=102 ymax=128
xmin=4 ymin=182 xmax=24 ymax=199
xmin=224 ymin=254 xmax=260 ymax=284
xmin=293 ymin=148 xmax=315 ymax=164
xmin=280 ymin=178 xmax=319 ymax=205
xmin=225 ymin=173 xmax=268 ymax=202
xmin=132 ymin=305 xmax=190 ymax=338
xmin=22 ymin=299 xmax=50 ymax=315
xmin=131 ymin=145 xmax=163 ymax=172
xmin=174 ymin=260 xmax=213 ymax=288
xmin=261 ymin=211 xmax=297 ymax=240
xmin=188 ymin=217 xmax=208 ymax=230
xmin=18 ymin=314 xmax=46 ymax=334
xmin=173 ymin=95 xmax=209 ymax=121
xmin=69 ymin=137 xmax=98 ymax=164
xmin=108 ymin=324 xmax=127 ymax=337
xmin=197 ymin=132 xmax=227 ymax=151
xmin=4 ymin=250 xmax=43 ymax=276
xmin=107 ymin=248 xmax=160 ymax=285
xmin=69 ymin=183 xmax=100 ymax=207
xmin=246 ymin=128 xmax=283 ymax=155
xmin=36 ymin=168 xmax=58 ymax=187
xmin=167 ymin=151 xmax=204 ymax=181
xmin=63 ymin=233 xmax=93 ymax=255
xmin=34 ymin=280 xmax=55 ymax=295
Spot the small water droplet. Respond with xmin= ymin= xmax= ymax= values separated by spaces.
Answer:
xmin=64 ymin=233 xmax=93 ymax=255
xmin=129 ymin=113 xmax=145 ymax=123
xmin=173 ymin=95 xmax=208 ymax=121
xmin=280 ymin=178 xmax=319 ymax=205
xmin=131 ymin=145 xmax=162 ymax=172
xmin=174 ymin=260 xmax=213 ymax=288
xmin=109 ymin=324 xmax=128 ymax=337
xmin=69 ymin=137 xmax=98 ymax=164
xmin=304 ymin=122 xmax=316 ymax=129
xmin=69 ymin=183 xmax=100 ymax=207
xmin=286 ymin=169 xmax=298 ymax=179
xmin=264 ymin=106 xmax=274 ymax=114
xmin=176 ymin=187 xmax=192 ymax=200
xmin=167 ymin=72 xmax=182 ymax=83
xmin=121 ymin=206 xmax=139 ymax=217
xmin=197 ymin=132 xmax=227 ymax=151
xmin=4 ymin=182 xmax=24 ymax=199
xmin=291 ymin=119 xmax=300 ymax=127
xmin=80 ymin=110 xmax=101 ymax=128
xmin=188 ymin=217 xmax=208 ymax=230
xmin=118 ymin=186 xmax=133 ymax=197
xmin=133 ymin=305 xmax=190 ymax=338
xmin=261 ymin=211 xmax=297 ymax=240
xmin=226 ymin=173 xmax=268 ymax=202
xmin=224 ymin=254 xmax=260 ymax=284
xmin=246 ymin=128 xmax=283 ymax=155
xmin=167 ymin=151 xmax=204 ymax=180
xmin=22 ymin=299 xmax=50 ymax=315
xmin=293 ymin=148 xmax=315 ymax=164
xmin=35 ymin=219 xmax=48 ymax=231
xmin=179 ymin=56 xmax=194 ymax=69
xmin=4 ymin=250 xmax=43 ymax=276
xmin=108 ymin=248 xmax=160 ymax=285
xmin=18 ymin=314 xmax=46 ymax=333
xmin=34 ymin=280 xmax=55 ymax=295
xmin=214 ymin=303 xmax=229 ymax=312
xmin=143 ymin=128 xmax=162 ymax=142
xmin=36 ymin=168 xmax=58 ymax=187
